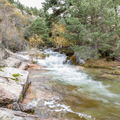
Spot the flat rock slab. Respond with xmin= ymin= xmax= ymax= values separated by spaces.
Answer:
xmin=0 ymin=108 xmax=40 ymax=120
xmin=4 ymin=57 xmax=21 ymax=68
xmin=0 ymin=67 xmax=29 ymax=105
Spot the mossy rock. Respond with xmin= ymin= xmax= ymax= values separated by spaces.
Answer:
xmin=32 ymin=60 xmax=38 ymax=64
xmin=70 ymin=55 xmax=76 ymax=65
xmin=66 ymin=56 xmax=70 ymax=60
xmin=10 ymin=78 xmax=18 ymax=82
xmin=46 ymin=54 xmax=49 ymax=57
xmin=12 ymin=73 xmax=20 ymax=77
xmin=40 ymin=54 xmax=46 ymax=59
xmin=113 ymin=70 xmax=120 ymax=75
xmin=0 ymin=69 xmax=3 ymax=72
xmin=54 ymin=48 xmax=60 ymax=52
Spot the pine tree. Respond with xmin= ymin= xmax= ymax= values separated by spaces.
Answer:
xmin=32 ymin=7 xmax=39 ymax=16
xmin=65 ymin=0 xmax=120 ymax=59
xmin=42 ymin=0 xmax=71 ymax=27
xmin=15 ymin=0 xmax=24 ymax=14
xmin=29 ymin=17 xmax=48 ymax=44
xmin=25 ymin=6 xmax=32 ymax=15
xmin=7 ymin=0 xmax=15 ymax=4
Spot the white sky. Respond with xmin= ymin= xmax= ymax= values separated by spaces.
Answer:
xmin=15 ymin=0 xmax=45 ymax=9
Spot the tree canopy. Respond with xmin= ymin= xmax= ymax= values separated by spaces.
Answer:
xmin=43 ymin=0 xmax=120 ymax=59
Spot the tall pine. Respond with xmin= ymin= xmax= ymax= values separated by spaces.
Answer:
xmin=65 ymin=0 xmax=120 ymax=59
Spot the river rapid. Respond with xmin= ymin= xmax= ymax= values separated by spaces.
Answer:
xmin=18 ymin=49 xmax=120 ymax=120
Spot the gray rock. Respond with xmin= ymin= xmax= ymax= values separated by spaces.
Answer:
xmin=0 ymin=43 xmax=9 ymax=60
xmin=19 ymin=104 xmax=35 ymax=113
xmin=8 ymin=102 xmax=34 ymax=113
xmin=4 ymin=57 xmax=22 ymax=68
xmin=5 ymin=49 xmax=28 ymax=62
xmin=67 ymin=60 xmax=73 ymax=65
xmin=74 ymin=46 xmax=94 ymax=64
xmin=0 ymin=60 xmax=7 ymax=67
xmin=78 ymin=58 xmax=85 ymax=64
xmin=12 ymin=102 xmax=21 ymax=111
xmin=0 ymin=108 xmax=40 ymax=120
xmin=63 ymin=60 xmax=67 ymax=64
xmin=0 ymin=67 xmax=29 ymax=105
xmin=19 ymin=62 xmax=28 ymax=70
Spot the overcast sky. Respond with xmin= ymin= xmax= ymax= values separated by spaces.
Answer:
xmin=15 ymin=0 xmax=45 ymax=9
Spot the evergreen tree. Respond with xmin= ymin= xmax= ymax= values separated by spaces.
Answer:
xmin=29 ymin=17 xmax=48 ymax=43
xmin=32 ymin=7 xmax=39 ymax=16
xmin=25 ymin=6 xmax=32 ymax=15
xmin=15 ymin=0 xmax=24 ymax=14
xmin=64 ymin=0 xmax=120 ymax=59
xmin=7 ymin=0 xmax=15 ymax=4
xmin=39 ymin=9 xmax=45 ymax=18
xmin=43 ymin=0 xmax=71 ymax=27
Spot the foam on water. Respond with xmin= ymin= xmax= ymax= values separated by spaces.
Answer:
xmin=16 ymin=49 xmax=120 ymax=119
xmin=37 ymin=49 xmax=120 ymax=103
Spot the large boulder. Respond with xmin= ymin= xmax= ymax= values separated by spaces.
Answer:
xmin=74 ymin=46 xmax=94 ymax=65
xmin=0 ymin=67 xmax=29 ymax=105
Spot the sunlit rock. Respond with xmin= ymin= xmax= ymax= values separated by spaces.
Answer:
xmin=0 ymin=67 xmax=29 ymax=105
xmin=4 ymin=57 xmax=21 ymax=68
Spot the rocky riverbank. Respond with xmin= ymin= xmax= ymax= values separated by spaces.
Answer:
xmin=0 ymin=44 xmax=71 ymax=120
xmin=0 ymin=43 xmax=40 ymax=119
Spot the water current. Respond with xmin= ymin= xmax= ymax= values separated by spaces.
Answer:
xmin=17 ymin=49 xmax=120 ymax=120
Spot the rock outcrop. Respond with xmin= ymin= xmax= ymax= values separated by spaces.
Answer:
xmin=0 ymin=67 xmax=29 ymax=105
xmin=0 ymin=108 xmax=40 ymax=120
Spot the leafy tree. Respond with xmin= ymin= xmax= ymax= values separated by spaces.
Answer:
xmin=29 ymin=35 xmax=44 ymax=48
xmin=50 ymin=20 xmax=73 ymax=48
xmin=0 ymin=0 xmax=29 ymax=51
xmin=29 ymin=17 xmax=49 ymax=44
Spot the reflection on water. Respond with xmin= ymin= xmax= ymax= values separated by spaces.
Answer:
xmin=19 ymin=49 xmax=120 ymax=120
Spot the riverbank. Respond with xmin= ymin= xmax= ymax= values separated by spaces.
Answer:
xmin=83 ymin=59 xmax=120 ymax=75
xmin=1 ymin=47 xmax=120 ymax=120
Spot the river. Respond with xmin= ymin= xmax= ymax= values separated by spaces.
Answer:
xmin=18 ymin=49 xmax=120 ymax=120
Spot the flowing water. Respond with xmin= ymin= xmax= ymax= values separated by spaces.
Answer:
xmin=18 ymin=49 xmax=120 ymax=120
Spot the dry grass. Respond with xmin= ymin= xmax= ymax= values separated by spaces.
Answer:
xmin=84 ymin=59 xmax=120 ymax=70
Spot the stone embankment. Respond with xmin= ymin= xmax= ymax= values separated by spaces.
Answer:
xmin=0 ymin=43 xmax=40 ymax=119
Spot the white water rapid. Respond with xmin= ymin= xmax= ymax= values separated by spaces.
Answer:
xmin=16 ymin=49 xmax=120 ymax=120
xmin=36 ymin=49 xmax=120 ymax=103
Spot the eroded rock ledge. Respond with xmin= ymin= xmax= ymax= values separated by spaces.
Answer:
xmin=0 ymin=107 xmax=40 ymax=120
xmin=0 ymin=43 xmax=36 ymax=119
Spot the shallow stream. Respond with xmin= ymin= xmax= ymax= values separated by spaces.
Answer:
xmin=18 ymin=49 xmax=120 ymax=120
